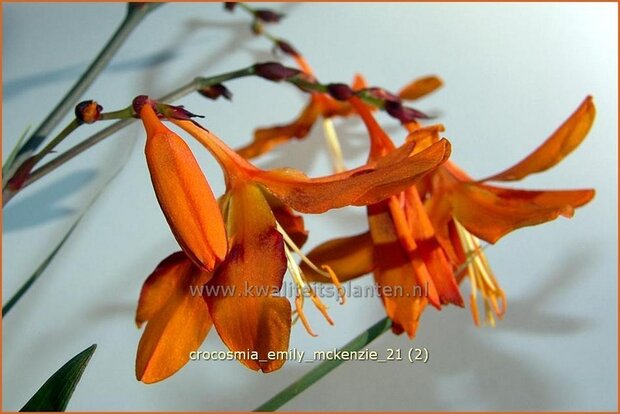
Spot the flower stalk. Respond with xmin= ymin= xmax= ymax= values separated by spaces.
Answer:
xmin=4 ymin=3 xmax=161 ymax=187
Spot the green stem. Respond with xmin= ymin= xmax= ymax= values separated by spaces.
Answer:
xmin=33 ymin=119 xmax=81 ymax=163
xmin=0 ymin=66 xmax=258 ymax=207
xmin=2 ymin=226 xmax=76 ymax=317
xmin=5 ymin=3 xmax=160 ymax=186
xmin=99 ymin=106 xmax=134 ymax=121
xmin=253 ymin=317 xmax=392 ymax=412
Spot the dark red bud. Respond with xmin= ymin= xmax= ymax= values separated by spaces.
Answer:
xmin=327 ymin=83 xmax=354 ymax=101
xmin=275 ymin=40 xmax=299 ymax=57
xmin=155 ymin=103 xmax=204 ymax=121
xmin=132 ymin=95 xmax=204 ymax=120
xmin=224 ymin=2 xmax=237 ymax=12
xmin=75 ymin=100 xmax=103 ymax=124
xmin=254 ymin=9 xmax=284 ymax=23
xmin=199 ymin=84 xmax=232 ymax=101
xmin=365 ymin=87 xmax=400 ymax=102
xmin=6 ymin=156 xmax=37 ymax=191
xmin=254 ymin=62 xmax=301 ymax=82
xmin=384 ymin=100 xmax=430 ymax=123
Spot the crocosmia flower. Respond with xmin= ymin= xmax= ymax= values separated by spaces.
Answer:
xmin=303 ymin=95 xmax=595 ymax=333
xmin=425 ymin=96 xmax=595 ymax=325
xmin=134 ymin=98 xmax=452 ymax=382
xmin=140 ymin=104 xmax=227 ymax=272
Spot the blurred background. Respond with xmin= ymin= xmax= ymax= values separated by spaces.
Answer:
xmin=2 ymin=2 xmax=617 ymax=411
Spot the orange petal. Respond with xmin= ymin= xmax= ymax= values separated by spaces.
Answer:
xmin=136 ymin=255 xmax=212 ymax=384
xmin=349 ymin=96 xmax=395 ymax=160
xmin=236 ymin=96 xmax=322 ymax=159
xmin=451 ymin=182 xmax=595 ymax=243
xmin=255 ymin=138 xmax=451 ymax=214
xmin=137 ymin=251 xmax=189 ymax=326
xmin=301 ymin=232 xmax=375 ymax=283
xmin=482 ymin=96 xmax=595 ymax=182
xmin=403 ymin=187 xmax=463 ymax=306
xmin=205 ymin=183 xmax=291 ymax=373
xmin=369 ymin=233 xmax=428 ymax=339
xmin=406 ymin=124 xmax=445 ymax=153
xmin=351 ymin=73 xmax=368 ymax=91
xmin=398 ymin=75 xmax=444 ymax=101
xmin=141 ymin=105 xmax=228 ymax=271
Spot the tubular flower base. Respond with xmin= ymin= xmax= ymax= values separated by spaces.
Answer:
xmin=304 ymin=95 xmax=595 ymax=332
xmin=134 ymin=99 xmax=452 ymax=381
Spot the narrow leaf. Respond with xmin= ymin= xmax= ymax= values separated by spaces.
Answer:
xmin=20 ymin=344 xmax=97 ymax=412
xmin=253 ymin=317 xmax=392 ymax=412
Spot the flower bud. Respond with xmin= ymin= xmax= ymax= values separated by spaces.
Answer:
xmin=75 ymin=100 xmax=103 ymax=124
xmin=275 ymin=39 xmax=299 ymax=57
xmin=254 ymin=62 xmax=300 ymax=82
xmin=364 ymin=87 xmax=400 ymax=102
xmin=199 ymin=84 xmax=232 ymax=101
xmin=132 ymin=95 xmax=204 ymax=120
xmin=384 ymin=100 xmax=430 ymax=123
xmin=327 ymin=83 xmax=354 ymax=101
xmin=254 ymin=9 xmax=284 ymax=23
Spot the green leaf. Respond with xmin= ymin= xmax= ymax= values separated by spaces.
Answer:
xmin=253 ymin=317 xmax=392 ymax=412
xmin=20 ymin=344 xmax=97 ymax=412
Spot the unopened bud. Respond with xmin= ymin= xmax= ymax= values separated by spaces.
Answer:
xmin=254 ymin=62 xmax=300 ymax=82
xmin=327 ymin=83 xmax=354 ymax=101
xmin=75 ymin=100 xmax=103 ymax=124
xmin=155 ymin=103 xmax=204 ymax=121
xmin=364 ymin=87 xmax=399 ymax=102
xmin=384 ymin=100 xmax=430 ymax=123
xmin=275 ymin=39 xmax=299 ymax=57
xmin=132 ymin=95 xmax=204 ymax=120
xmin=199 ymin=84 xmax=232 ymax=101
xmin=254 ymin=9 xmax=284 ymax=23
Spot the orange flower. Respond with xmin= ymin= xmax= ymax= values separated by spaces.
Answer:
xmin=303 ymin=96 xmax=595 ymax=334
xmin=236 ymin=73 xmax=367 ymax=159
xmin=302 ymin=97 xmax=460 ymax=338
xmin=424 ymin=96 xmax=596 ymax=325
xmin=140 ymin=104 xmax=227 ymax=272
xmin=135 ymin=102 xmax=452 ymax=381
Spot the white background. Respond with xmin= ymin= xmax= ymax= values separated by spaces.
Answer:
xmin=2 ymin=2 xmax=617 ymax=411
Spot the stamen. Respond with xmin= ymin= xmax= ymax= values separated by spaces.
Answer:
xmin=454 ymin=220 xmax=506 ymax=327
xmin=322 ymin=118 xmax=346 ymax=173
xmin=309 ymin=292 xmax=334 ymax=325
xmin=322 ymin=265 xmax=346 ymax=304
xmin=276 ymin=221 xmax=342 ymax=285
xmin=278 ymin=223 xmax=340 ymax=334
xmin=295 ymin=294 xmax=317 ymax=337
